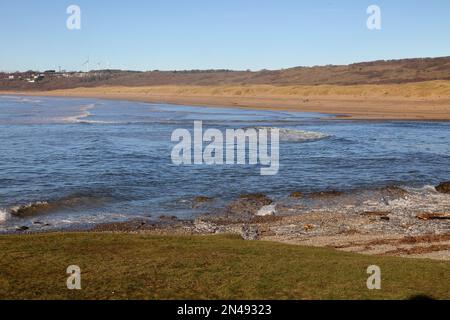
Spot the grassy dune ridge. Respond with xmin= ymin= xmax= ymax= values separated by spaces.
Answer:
xmin=1 ymin=233 xmax=449 ymax=300
xmin=3 ymin=56 xmax=450 ymax=91
xmin=39 ymin=80 xmax=450 ymax=99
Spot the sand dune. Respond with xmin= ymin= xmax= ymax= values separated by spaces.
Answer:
xmin=3 ymin=80 xmax=450 ymax=120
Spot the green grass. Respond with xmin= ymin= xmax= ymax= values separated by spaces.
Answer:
xmin=0 ymin=233 xmax=449 ymax=300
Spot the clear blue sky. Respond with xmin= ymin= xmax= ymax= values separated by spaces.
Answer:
xmin=1 ymin=0 xmax=449 ymax=72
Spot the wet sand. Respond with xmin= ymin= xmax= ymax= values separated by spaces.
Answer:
xmin=2 ymin=80 xmax=450 ymax=120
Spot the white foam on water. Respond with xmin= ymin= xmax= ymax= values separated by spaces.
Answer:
xmin=0 ymin=96 xmax=42 ymax=103
xmin=9 ymin=201 xmax=49 ymax=216
xmin=53 ymin=212 xmax=129 ymax=226
xmin=0 ymin=209 xmax=10 ymax=223
xmin=76 ymin=119 xmax=120 ymax=124
xmin=254 ymin=127 xmax=330 ymax=142
xmin=256 ymin=204 xmax=277 ymax=216
xmin=63 ymin=104 xmax=96 ymax=123
xmin=279 ymin=128 xmax=330 ymax=142
xmin=403 ymin=185 xmax=438 ymax=193
xmin=19 ymin=98 xmax=42 ymax=103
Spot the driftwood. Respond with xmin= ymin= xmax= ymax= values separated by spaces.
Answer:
xmin=416 ymin=213 xmax=450 ymax=221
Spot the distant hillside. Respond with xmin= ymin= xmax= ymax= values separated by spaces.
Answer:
xmin=2 ymin=56 xmax=450 ymax=91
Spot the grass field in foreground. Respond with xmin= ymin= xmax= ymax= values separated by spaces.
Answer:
xmin=0 ymin=233 xmax=449 ymax=300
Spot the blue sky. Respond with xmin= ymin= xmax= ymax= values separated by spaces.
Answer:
xmin=1 ymin=0 xmax=449 ymax=71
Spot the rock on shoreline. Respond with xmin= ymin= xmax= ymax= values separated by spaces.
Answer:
xmin=436 ymin=181 xmax=450 ymax=194
xmin=32 ymin=187 xmax=450 ymax=260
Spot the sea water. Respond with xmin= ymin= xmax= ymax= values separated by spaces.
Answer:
xmin=1 ymin=95 xmax=449 ymax=231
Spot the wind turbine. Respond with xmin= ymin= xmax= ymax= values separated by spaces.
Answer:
xmin=82 ymin=57 xmax=90 ymax=73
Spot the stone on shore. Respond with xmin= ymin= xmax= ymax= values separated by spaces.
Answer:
xmin=309 ymin=190 xmax=343 ymax=198
xmin=240 ymin=225 xmax=260 ymax=241
xmin=192 ymin=196 xmax=213 ymax=208
xmin=289 ymin=191 xmax=303 ymax=198
xmin=224 ymin=193 xmax=273 ymax=218
xmin=435 ymin=182 xmax=450 ymax=194
xmin=193 ymin=218 xmax=219 ymax=233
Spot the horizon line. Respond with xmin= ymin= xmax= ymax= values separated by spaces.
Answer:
xmin=2 ymin=54 xmax=450 ymax=74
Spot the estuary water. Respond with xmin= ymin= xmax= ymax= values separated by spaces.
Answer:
xmin=1 ymin=95 xmax=450 ymax=231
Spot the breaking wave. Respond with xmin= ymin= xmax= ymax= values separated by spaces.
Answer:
xmin=9 ymin=194 xmax=111 ymax=218
xmin=76 ymin=120 xmax=120 ymax=124
xmin=278 ymin=128 xmax=330 ymax=142
xmin=0 ymin=209 xmax=9 ymax=223
xmin=254 ymin=127 xmax=331 ymax=142
xmin=9 ymin=201 xmax=51 ymax=217
xmin=63 ymin=104 xmax=96 ymax=123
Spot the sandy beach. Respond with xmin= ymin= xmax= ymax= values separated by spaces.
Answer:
xmin=2 ymin=80 xmax=450 ymax=120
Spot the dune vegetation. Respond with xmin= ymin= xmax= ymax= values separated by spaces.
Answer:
xmin=41 ymin=80 xmax=450 ymax=99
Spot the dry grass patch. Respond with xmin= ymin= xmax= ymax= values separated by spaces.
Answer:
xmin=0 ymin=233 xmax=449 ymax=300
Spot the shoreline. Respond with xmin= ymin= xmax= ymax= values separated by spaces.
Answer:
xmin=6 ymin=214 xmax=450 ymax=261
xmin=2 ymin=81 xmax=450 ymax=120
xmin=5 ymin=186 xmax=450 ymax=261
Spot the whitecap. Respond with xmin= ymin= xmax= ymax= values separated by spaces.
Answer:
xmin=403 ymin=185 xmax=439 ymax=193
xmin=254 ymin=127 xmax=330 ymax=142
xmin=0 ymin=96 xmax=42 ymax=103
xmin=0 ymin=209 xmax=10 ymax=223
xmin=63 ymin=104 xmax=96 ymax=123
xmin=279 ymin=128 xmax=330 ymax=142
xmin=256 ymin=204 xmax=277 ymax=216
xmin=19 ymin=98 xmax=42 ymax=103
xmin=76 ymin=120 xmax=120 ymax=124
